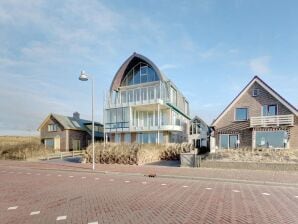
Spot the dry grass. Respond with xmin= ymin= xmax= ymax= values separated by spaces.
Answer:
xmin=84 ymin=143 xmax=193 ymax=165
xmin=0 ymin=136 xmax=53 ymax=160
xmin=207 ymin=147 xmax=298 ymax=163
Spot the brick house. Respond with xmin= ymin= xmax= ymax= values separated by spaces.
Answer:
xmin=38 ymin=112 xmax=103 ymax=151
xmin=211 ymin=76 xmax=298 ymax=151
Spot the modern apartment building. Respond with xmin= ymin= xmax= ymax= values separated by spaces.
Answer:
xmin=104 ymin=53 xmax=190 ymax=144
xmin=211 ymin=76 xmax=298 ymax=151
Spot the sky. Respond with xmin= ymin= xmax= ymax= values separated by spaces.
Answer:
xmin=0 ymin=0 xmax=298 ymax=135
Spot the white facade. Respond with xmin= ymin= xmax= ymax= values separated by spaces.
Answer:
xmin=104 ymin=53 xmax=190 ymax=144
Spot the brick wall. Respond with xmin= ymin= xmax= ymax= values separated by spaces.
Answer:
xmin=40 ymin=116 xmax=66 ymax=150
xmin=68 ymin=130 xmax=89 ymax=150
xmin=290 ymin=116 xmax=298 ymax=149
xmin=214 ymin=82 xmax=294 ymax=149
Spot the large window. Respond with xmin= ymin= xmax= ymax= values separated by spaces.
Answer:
xmin=235 ymin=108 xmax=248 ymax=121
xmin=137 ymin=132 xmax=157 ymax=144
xmin=124 ymin=133 xmax=131 ymax=143
xmin=255 ymin=131 xmax=287 ymax=148
xmin=262 ymin=104 xmax=277 ymax=116
xmin=121 ymin=62 xmax=159 ymax=86
xmin=219 ymin=134 xmax=239 ymax=149
xmin=105 ymin=107 xmax=129 ymax=130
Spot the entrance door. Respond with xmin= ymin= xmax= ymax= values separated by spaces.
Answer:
xmin=54 ymin=136 xmax=60 ymax=150
xmin=72 ymin=140 xmax=81 ymax=150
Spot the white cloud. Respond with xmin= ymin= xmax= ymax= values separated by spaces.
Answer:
xmin=159 ymin=64 xmax=178 ymax=71
xmin=249 ymin=56 xmax=270 ymax=75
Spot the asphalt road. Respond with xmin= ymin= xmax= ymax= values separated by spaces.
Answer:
xmin=0 ymin=162 xmax=298 ymax=224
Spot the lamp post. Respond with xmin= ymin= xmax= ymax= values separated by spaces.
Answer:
xmin=79 ymin=70 xmax=95 ymax=171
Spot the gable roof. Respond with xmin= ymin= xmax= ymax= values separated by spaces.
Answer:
xmin=212 ymin=76 xmax=298 ymax=126
xmin=37 ymin=114 xmax=103 ymax=136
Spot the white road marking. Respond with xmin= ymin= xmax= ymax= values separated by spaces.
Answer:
xmin=124 ymin=180 xmax=130 ymax=183
xmin=161 ymin=183 xmax=167 ymax=186
xmin=295 ymin=195 xmax=298 ymax=198
xmin=232 ymin=190 xmax=240 ymax=193
xmin=30 ymin=211 xmax=40 ymax=215
xmin=56 ymin=216 xmax=67 ymax=221
xmin=69 ymin=176 xmax=74 ymax=178
xmin=26 ymin=173 xmax=31 ymax=175
xmin=182 ymin=185 xmax=189 ymax=188
xmin=57 ymin=174 xmax=62 ymax=177
xmin=88 ymin=222 xmax=99 ymax=224
xmin=142 ymin=181 xmax=147 ymax=184
xmin=109 ymin=179 xmax=114 ymax=181
xmin=205 ymin=188 xmax=212 ymax=190
xmin=262 ymin=193 xmax=270 ymax=196
xmin=8 ymin=206 xmax=18 ymax=210
xmin=81 ymin=177 xmax=86 ymax=179
xmin=95 ymin=178 xmax=99 ymax=180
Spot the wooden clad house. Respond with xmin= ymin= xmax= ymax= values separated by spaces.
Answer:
xmin=211 ymin=76 xmax=298 ymax=151
xmin=38 ymin=112 xmax=103 ymax=151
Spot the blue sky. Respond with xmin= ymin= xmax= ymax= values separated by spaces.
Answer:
xmin=1 ymin=0 xmax=298 ymax=135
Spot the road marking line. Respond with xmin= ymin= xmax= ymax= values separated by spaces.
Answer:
xmin=8 ymin=206 xmax=18 ymax=210
xmin=95 ymin=178 xmax=99 ymax=180
xmin=161 ymin=183 xmax=167 ymax=186
xmin=262 ymin=193 xmax=270 ymax=196
xmin=81 ymin=177 xmax=86 ymax=179
xmin=295 ymin=195 xmax=298 ymax=198
xmin=26 ymin=173 xmax=31 ymax=175
xmin=57 ymin=174 xmax=62 ymax=177
xmin=142 ymin=181 xmax=147 ymax=184
xmin=56 ymin=216 xmax=67 ymax=221
xmin=30 ymin=211 xmax=40 ymax=215
xmin=205 ymin=188 xmax=212 ymax=190
xmin=109 ymin=179 xmax=114 ymax=181
xmin=182 ymin=185 xmax=189 ymax=188
xmin=88 ymin=222 xmax=99 ymax=224
xmin=232 ymin=190 xmax=240 ymax=193
xmin=125 ymin=180 xmax=130 ymax=183
xmin=69 ymin=176 xmax=74 ymax=178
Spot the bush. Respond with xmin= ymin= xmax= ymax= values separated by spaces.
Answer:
xmin=84 ymin=142 xmax=193 ymax=165
xmin=0 ymin=136 xmax=54 ymax=160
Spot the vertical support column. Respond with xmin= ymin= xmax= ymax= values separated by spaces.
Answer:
xmin=65 ymin=129 xmax=69 ymax=151
xmin=157 ymin=104 xmax=160 ymax=144
xmin=252 ymin=129 xmax=256 ymax=149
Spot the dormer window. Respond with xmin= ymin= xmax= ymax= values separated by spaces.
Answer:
xmin=252 ymin=88 xmax=260 ymax=97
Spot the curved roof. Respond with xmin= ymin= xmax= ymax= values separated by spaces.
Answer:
xmin=110 ymin=52 xmax=166 ymax=91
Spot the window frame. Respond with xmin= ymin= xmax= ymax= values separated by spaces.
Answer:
xmin=252 ymin=88 xmax=260 ymax=97
xmin=234 ymin=107 xmax=249 ymax=121
xmin=48 ymin=124 xmax=58 ymax=132
xmin=219 ymin=134 xmax=240 ymax=150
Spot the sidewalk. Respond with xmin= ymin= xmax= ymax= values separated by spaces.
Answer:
xmin=1 ymin=160 xmax=298 ymax=186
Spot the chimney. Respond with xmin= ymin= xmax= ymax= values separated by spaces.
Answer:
xmin=73 ymin=112 xmax=80 ymax=120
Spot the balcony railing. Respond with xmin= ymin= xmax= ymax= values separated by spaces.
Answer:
xmin=250 ymin=114 xmax=294 ymax=127
xmin=105 ymin=125 xmax=183 ymax=133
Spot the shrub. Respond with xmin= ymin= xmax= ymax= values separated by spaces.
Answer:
xmin=84 ymin=142 xmax=193 ymax=165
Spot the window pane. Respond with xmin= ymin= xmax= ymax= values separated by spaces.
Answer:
xmin=229 ymin=135 xmax=238 ymax=149
xmin=268 ymin=105 xmax=277 ymax=116
xmin=142 ymin=88 xmax=147 ymax=101
xmin=128 ymin=90 xmax=134 ymax=102
xmin=124 ymin=133 xmax=131 ymax=143
xmin=149 ymin=87 xmax=155 ymax=100
xmin=256 ymin=131 xmax=285 ymax=148
xmin=121 ymin=91 xmax=127 ymax=104
xmin=134 ymin=89 xmax=140 ymax=102
xmin=143 ymin=133 xmax=149 ymax=143
xmin=235 ymin=108 xmax=248 ymax=121
xmin=133 ymin=68 xmax=140 ymax=84
xmin=149 ymin=132 xmax=156 ymax=143
xmin=127 ymin=72 xmax=133 ymax=85
xmin=220 ymin=135 xmax=229 ymax=149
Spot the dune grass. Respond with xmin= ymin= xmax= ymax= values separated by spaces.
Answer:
xmin=84 ymin=142 xmax=193 ymax=165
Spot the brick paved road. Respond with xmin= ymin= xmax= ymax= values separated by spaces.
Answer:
xmin=0 ymin=162 xmax=298 ymax=224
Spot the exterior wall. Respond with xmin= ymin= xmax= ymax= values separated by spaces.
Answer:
xmin=214 ymin=82 xmax=294 ymax=150
xmin=40 ymin=116 xmax=66 ymax=150
xmin=68 ymin=130 xmax=89 ymax=151
xmin=290 ymin=116 xmax=298 ymax=149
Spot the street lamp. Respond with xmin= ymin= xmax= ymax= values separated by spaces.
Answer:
xmin=79 ymin=70 xmax=95 ymax=171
